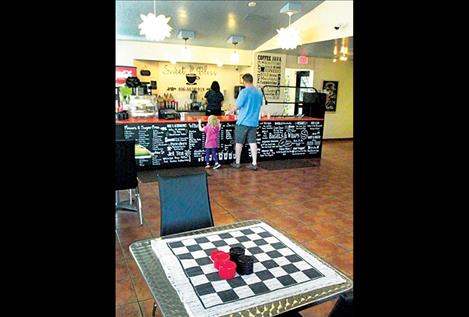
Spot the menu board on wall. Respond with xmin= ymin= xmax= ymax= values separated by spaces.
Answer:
xmin=116 ymin=120 xmax=323 ymax=168
xmin=255 ymin=53 xmax=286 ymax=101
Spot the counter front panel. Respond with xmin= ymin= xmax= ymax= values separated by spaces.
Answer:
xmin=115 ymin=117 xmax=324 ymax=168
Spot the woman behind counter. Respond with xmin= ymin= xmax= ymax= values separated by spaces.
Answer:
xmin=204 ymin=81 xmax=224 ymax=116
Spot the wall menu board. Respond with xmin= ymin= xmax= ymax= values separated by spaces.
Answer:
xmin=116 ymin=120 xmax=323 ymax=168
xmin=255 ymin=53 xmax=285 ymax=101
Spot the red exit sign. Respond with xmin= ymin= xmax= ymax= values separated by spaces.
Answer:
xmin=298 ymin=55 xmax=309 ymax=65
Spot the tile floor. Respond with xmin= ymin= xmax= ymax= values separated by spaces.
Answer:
xmin=116 ymin=140 xmax=353 ymax=317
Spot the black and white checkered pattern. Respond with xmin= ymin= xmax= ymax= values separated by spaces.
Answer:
xmin=167 ymin=226 xmax=324 ymax=308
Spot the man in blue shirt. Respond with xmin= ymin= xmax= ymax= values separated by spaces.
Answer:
xmin=227 ymin=73 xmax=263 ymax=170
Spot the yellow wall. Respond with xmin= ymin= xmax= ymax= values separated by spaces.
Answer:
xmin=117 ymin=40 xmax=352 ymax=139
xmin=133 ymin=59 xmax=251 ymax=106
xmin=285 ymin=55 xmax=353 ymax=139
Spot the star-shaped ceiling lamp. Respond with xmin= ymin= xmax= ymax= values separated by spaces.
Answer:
xmin=138 ymin=0 xmax=172 ymax=41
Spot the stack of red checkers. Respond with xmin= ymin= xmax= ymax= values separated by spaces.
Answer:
xmin=210 ymin=250 xmax=236 ymax=279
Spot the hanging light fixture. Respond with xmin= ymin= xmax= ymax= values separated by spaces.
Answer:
xmin=177 ymin=30 xmax=194 ymax=62
xmin=138 ymin=0 xmax=172 ymax=41
xmin=339 ymin=37 xmax=348 ymax=61
xmin=230 ymin=42 xmax=240 ymax=64
xmin=227 ymin=35 xmax=244 ymax=65
xmin=277 ymin=3 xmax=301 ymax=50
xmin=332 ymin=39 xmax=338 ymax=62
xmin=180 ymin=37 xmax=192 ymax=61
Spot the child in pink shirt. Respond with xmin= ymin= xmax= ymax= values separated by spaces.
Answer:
xmin=198 ymin=115 xmax=221 ymax=169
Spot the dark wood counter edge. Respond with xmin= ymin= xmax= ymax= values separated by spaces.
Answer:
xmin=116 ymin=115 xmax=324 ymax=124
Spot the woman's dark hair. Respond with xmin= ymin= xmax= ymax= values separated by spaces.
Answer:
xmin=210 ymin=81 xmax=220 ymax=92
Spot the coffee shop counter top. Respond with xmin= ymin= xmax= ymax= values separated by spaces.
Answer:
xmin=116 ymin=115 xmax=324 ymax=125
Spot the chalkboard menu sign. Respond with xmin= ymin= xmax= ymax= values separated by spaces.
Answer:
xmin=116 ymin=120 xmax=323 ymax=168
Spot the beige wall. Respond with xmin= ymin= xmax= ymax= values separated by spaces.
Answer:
xmin=285 ymin=55 xmax=353 ymax=139
xmin=117 ymin=40 xmax=352 ymax=139
xmin=133 ymin=59 xmax=251 ymax=106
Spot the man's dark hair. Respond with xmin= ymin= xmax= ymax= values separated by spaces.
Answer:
xmin=242 ymin=73 xmax=253 ymax=83
xmin=210 ymin=81 xmax=220 ymax=92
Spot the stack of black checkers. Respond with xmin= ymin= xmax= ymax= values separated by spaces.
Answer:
xmin=229 ymin=247 xmax=254 ymax=275
xmin=236 ymin=255 xmax=254 ymax=275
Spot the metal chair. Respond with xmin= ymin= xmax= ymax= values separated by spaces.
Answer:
xmin=151 ymin=172 xmax=214 ymax=316
xmin=115 ymin=139 xmax=143 ymax=225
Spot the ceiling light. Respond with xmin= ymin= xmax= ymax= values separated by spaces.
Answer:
xmin=138 ymin=0 xmax=172 ymax=41
xmin=277 ymin=10 xmax=301 ymax=49
xmin=248 ymin=2 xmax=257 ymax=7
xmin=332 ymin=58 xmax=337 ymax=63
xmin=217 ymin=61 xmax=223 ymax=67
xmin=231 ymin=51 xmax=240 ymax=64
xmin=227 ymin=35 xmax=244 ymax=64
xmin=230 ymin=42 xmax=240 ymax=64
xmin=170 ymin=57 xmax=177 ymax=64
xmin=180 ymin=38 xmax=192 ymax=61
xmin=339 ymin=55 xmax=348 ymax=61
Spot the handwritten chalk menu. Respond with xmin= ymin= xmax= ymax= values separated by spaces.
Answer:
xmin=256 ymin=53 xmax=285 ymax=101
xmin=117 ymin=119 xmax=323 ymax=168
xmin=257 ymin=120 xmax=323 ymax=159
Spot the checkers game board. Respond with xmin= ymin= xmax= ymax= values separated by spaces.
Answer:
xmin=150 ymin=221 xmax=350 ymax=317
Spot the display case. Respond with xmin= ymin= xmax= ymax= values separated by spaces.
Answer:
xmin=127 ymin=95 xmax=157 ymax=118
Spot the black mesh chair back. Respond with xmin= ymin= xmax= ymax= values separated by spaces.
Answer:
xmin=158 ymin=172 xmax=214 ymax=236
xmin=115 ymin=139 xmax=138 ymax=190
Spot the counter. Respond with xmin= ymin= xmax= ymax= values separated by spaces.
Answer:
xmin=116 ymin=115 xmax=324 ymax=168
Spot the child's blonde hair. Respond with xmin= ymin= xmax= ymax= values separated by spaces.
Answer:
xmin=207 ymin=115 xmax=218 ymax=127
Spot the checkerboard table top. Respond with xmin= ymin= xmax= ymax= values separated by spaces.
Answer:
xmin=130 ymin=220 xmax=353 ymax=317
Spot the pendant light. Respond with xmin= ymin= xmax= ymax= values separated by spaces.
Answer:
xmin=180 ymin=37 xmax=192 ymax=61
xmin=339 ymin=37 xmax=348 ymax=61
xmin=138 ymin=0 xmax=172 ymax=41
xmin=177 ymin=30 xmax=194 ymax=62
xmin=227 ymin=35 xmax=244 ymax=65
xmin=277 ymin=3 xmax=301 ymax=50
xmin=230 ymin=42 xmax=240 ymax=64
xmin=332 ymin=39 xmax=338 ymax=63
